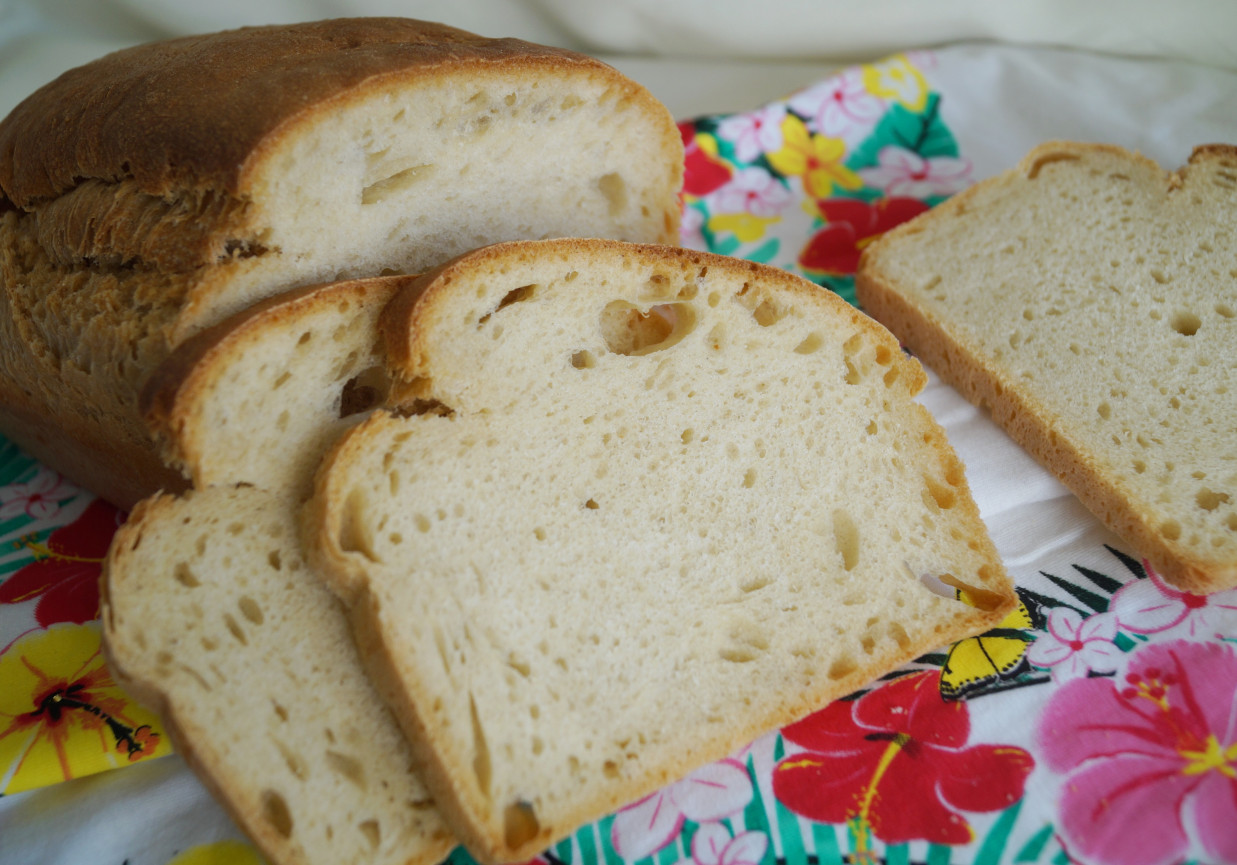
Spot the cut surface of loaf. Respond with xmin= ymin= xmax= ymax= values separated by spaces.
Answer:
xmin=307 ymin=238 xmax=1016 ymax=863
xmin=0 ymin=17 xmax=683 ymax=508
xmin=101 ymin=485 xmax=455 ymax=865
xmin=856 ymin=142 xmax=1237 ymax=593
xmin=141 ymin=275 xmax=414 ymax=501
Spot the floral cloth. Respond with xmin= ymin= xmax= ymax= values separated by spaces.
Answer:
xmin=2 ymin=45 xmax=1236 ymax=865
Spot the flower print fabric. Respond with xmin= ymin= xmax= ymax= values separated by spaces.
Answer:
xmin=773 ymin=670 xmax=1033 ymax=846
xmin=0 ymin=497 xmax=124 ymax=628
xmin=610 ymin=758 xmax=753 ymax=861
xmin=681 ymin=51 xmax=971 ymax=306
xmin=1038 ymin=639 xmax=1237 ymax=865
xmin=0 ymin=622 xmax=170 ymax=794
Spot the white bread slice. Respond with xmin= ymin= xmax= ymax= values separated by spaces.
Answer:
xmin=141 ymin=275 xmax=415 ymax=502
xmin=0 ymin=18 xmax=682 ymax=509
xmin=306 ymin=238 xmax=1016 ymax=863
xmin=101 ymin=485 xmax=455 ymax=865
xmin=856 ymin=142 xmax=1237 ymax=593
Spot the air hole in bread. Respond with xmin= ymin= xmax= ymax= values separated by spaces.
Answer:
xmin=359 ymin=819 xmax=381 ymax=849
xmin=362 ymin=163 xmax=436 ymax=205
xmin=274 ymin=739 xmax=307 ymax=780
xmin=338 ymin=489 xmax=379 ymax=563
xmin=571 ymin=350 xmax=596 ymax=369
xmin=1161 ymin=519 xmax=1183 ymax=541
xmin=267 ymin=549 xmax=282 ymax=571
xmin=326 ymin=749 xmax=366 ymax=790
xmin=597 ymin=172 xmax=628 ymax=217
xmin=479 ymin=284 xmax=538 ymax=326
xmin=600 ymin=301 xmax=696 ymax=356
xmin=751 ymin=299 xmax=785 ymax=327
xmin=339 ymin=366 xmax=391 ymax=418
xmin=261 ymin=789 xmax=294 ymax=838
xmin=238 ymin=596 xmax=264 ymax=625
xmin=224 ymin=613 xmax=247 ymax=645
xmin=272 ymin=370 xmax=292 ymax=390
xmin=1171 ymin=311 xmax=1201 ymax=336
xmin=743 ymin=468 xmax=757 ymax=488
xmin=470 ymin=695 xmax=492 ymax=799
xmin=1196 ymin=489 xmax=1230 ymax=511
xmin=174 ymin=562 xmax=199 ymax=587
xmin=504 ymin=801 xmax=540 ymax=849
xmin=828 ymin=655 xmax=857 ymax=680
xmin=831 ymin=509 xmax=860 ymax=571
xmin=794 ymin=332 xmax=823 ymax=354
xmin=923 ymin=475 xmax=958 ymax=511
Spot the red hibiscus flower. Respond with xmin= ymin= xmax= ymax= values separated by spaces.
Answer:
xmin=798 ymin=197 xmax=929 ymax=276
xmin=773 ymin=670 xmax=1033 ymax=846
xmin=679 ymin=121 xmax=733 ymax=198
xmin=0 ymin=498 xmax=125 ymax=627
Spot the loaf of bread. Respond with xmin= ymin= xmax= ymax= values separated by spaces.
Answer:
xmin=856 ymin=142 xmax=1237 ymax=593
xmin=102 ymin=485 xmax=455 ymax=865
xmin=0 ymin=18 xmax=682 ymax=509
xmin=306 ymin=238 xmax=1016 ymax=863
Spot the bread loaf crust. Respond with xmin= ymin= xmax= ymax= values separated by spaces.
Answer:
xmin=857 ymin=141 xmax=1237 ymax=593
xmin=0 ymin=19 xmax=595 ymax=208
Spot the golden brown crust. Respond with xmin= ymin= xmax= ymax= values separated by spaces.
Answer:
xmin=0 ymin=18 xmax=606 ymax=208
xmin=856 ymin=140 xmax=1237 ymax=594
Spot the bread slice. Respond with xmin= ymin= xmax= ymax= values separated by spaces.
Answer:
xmin=856 ymin=142 xmax=1237 ymax=593
xmin=306 ymin=238 xmax=1016 ymax=863
xmin=0 ymin=17 xmax=682 ymax=508
xmin=141 ymin=274 xmax=416 ymax=501
xmin=101 ymin=485 xmax=455 ymax=865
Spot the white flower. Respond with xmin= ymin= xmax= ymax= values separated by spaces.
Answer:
xmin=708 ymin=167 xmax=792 ymax=219
xmin=0 ymin=468 xmax=81 ymax=521
xmin=716 ymin=103 xmax=786 ymax=162
xmin=1026 ymin=607 xmax=1122 ymax=681
xmin=787 ymin=69 xmax=884 ymax=138
xmin=857 ymin=146 xmax=971 ymax=198
xmin=610 ymin=759 xmax=752 ymax=862
xmin=692 ymin=824 xmax=768 ymax=865
xmin=1111 ymin=562 xmax=1237 ymax=640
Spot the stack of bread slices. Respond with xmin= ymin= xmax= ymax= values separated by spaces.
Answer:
xmin=3 ymin=18 xmax=1035 ymax=865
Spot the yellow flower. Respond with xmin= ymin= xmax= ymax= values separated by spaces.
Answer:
xmin=861 ymin=54 xmax=929 ymax=112
xmin=707 ymin=212 xmax=780 ymax=243
xmin=167 ymin=840 xmax=269 ymax=865
xmin=0 ymin=622 xmax=171 ymax=794
xmin=766 ymin=115 xmax=862 ymax=200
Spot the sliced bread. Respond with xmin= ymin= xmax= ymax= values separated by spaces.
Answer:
xmin=101 ymin=484 xmax=455 ymax=865
xmin=141 ymin=274 xmax=415 ymax=502
xmin=0 ymin=17 xmax=682 ymax=508
xmin=306 ymin=238 xmax=1016 ymax=863
xmin=856 ymin=142 xmax=1237 ymax=593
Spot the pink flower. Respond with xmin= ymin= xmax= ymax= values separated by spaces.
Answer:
xmin=717 ymin=104 xmax=787 ymax=162
xmin=709 ymin=167 xmax=793 ymax=219
xmin=691 ymin=824 xmax=767 ymax=865
xmin=0 ymin=469 xmax=81 ymax=521
xmin=788 ymin=69 xmax=884 ymax=138
xmin=610 ymin=758 xmax=752 ymax=861
xmin=1026 ymin=608 xmax=1122 ymax=681
xmin=1111 ymin=562 xmax=1237 ymax=640
xmin=857 ymin=146 xmax=971 ymax=198
xmin=1038 ymin=640 xmax=1237 ymax=865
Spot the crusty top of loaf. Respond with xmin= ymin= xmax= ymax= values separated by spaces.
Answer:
xmin=0 ymin=18 xmax=610 ymax=207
